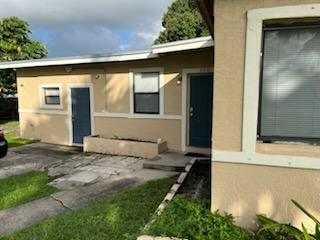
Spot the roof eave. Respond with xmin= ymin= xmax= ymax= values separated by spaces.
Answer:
xmin=0 ymin=37 xmax=213 ymax=70
xmin=197 ymin=0 xmax=214 ymax=38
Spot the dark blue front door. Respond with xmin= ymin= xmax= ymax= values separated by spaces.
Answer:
xmin=189 ymin=74 xmax=213 ymax=148
xmin=71 ymin=88 xmax=91 ymax=144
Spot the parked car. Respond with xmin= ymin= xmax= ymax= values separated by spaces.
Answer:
xmin=0 ymin=130 xmax=8 ymax=158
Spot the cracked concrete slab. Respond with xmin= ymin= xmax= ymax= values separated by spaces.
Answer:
xmin=0 ymin=142 xmax=181 ymax=237
xmin=0 ymin=197 xmax=66 ymax=236
xmin=0 ymin=169 xmax=178 ymax=237
xmin=51 ymin=177 xmax=141 ymax=210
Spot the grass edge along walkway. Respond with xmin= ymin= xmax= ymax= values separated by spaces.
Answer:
xmin=1 ymin=177 xmax=175 ymax=240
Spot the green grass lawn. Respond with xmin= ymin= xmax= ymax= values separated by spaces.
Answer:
xmin=0 ymin=120 xmax=36 ymax=148
xmin=5 ymin=132 xmax=37 ymax=148
xmin=1 ymin=177 xmax=174 ymax=240
xmin=0 ymin=171 xmax=58 ymax=211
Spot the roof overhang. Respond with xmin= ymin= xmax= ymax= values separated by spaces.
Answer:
xmin=197 ymin=0 xmax=214 ymax=38
xmin=0 ymin=36 xmax=213 ymax=70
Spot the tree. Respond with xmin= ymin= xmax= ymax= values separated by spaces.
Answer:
xmin=0 ymin=17 xmax=47 ymax=93
xmin=155 ymin=0 xmax=209 ymax=44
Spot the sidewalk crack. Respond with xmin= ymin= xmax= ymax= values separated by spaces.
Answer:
xmin=51 ymin=196 xmax=72 ymax=211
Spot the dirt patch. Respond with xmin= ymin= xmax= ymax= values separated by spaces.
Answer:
xmin=177 ymin=159 xmax=211 ymax=204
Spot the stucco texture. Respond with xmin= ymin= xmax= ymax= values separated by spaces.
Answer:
xmin=213 ymin=0 xmax=320 ymax=230
xmin=212 ymin=162 xmax=320 ymax=230
xmin=19 ymin=113 xmax=69 ymax=145
xmin=17 ymin=48 xmax=213 ymax=150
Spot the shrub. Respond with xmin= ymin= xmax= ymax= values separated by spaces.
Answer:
xmin=256 ymin=200 xmax=320 ymax=240
xmin=146 ymin=195 xmax=254 ymax=240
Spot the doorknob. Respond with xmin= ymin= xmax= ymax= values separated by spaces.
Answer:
xmin=190 ymin=107 xmax=193 ymax=117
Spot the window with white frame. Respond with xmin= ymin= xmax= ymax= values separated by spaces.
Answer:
xmin=259 ymin=24 xmax=320 ymax=141
xmin=40 ymin=86 xmax=62 ymax=108
xmin=133 ymin=72 xmax=160 ymax=114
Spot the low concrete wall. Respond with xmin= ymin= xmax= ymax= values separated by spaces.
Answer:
xmin=84 ymin=136 xmax=168 ymax=159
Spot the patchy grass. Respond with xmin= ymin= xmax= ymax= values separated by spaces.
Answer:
xmin=5 ymin=132 xmax=37 ymax=148
xmin=0 ymin=171 xmax=58 ymax=211
xmin=1 ymin=178 xmax=175 ymax=240
xmin=146 ymin=195 xmax=254 ymax=240
xmin=0 ymin=120 xmax=36 ymax=148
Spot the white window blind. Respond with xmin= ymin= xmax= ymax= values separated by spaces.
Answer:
xmin=134 ymin=72 xmax=160 ymax=114
xmin=134 ymin=72 xmax=159 ymax=93
xmin=44 ymin=87 xmax=61 ymax=105
xmin=260 ymin=26 xmax=320 ymax=139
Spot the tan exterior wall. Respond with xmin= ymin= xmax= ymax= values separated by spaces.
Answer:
xmin=19 ymin=113 xmax=69 ymax=145
xmin=212 ymin=162 xmax=320 ymax=230
xmin=17 ymin=49 xmax=213 ymax=150
xmin=212 ymin=0 xmax=320 ymax=230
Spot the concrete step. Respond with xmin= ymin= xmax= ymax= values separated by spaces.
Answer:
xmin=143 ymin=151 xmax=193 ymax=172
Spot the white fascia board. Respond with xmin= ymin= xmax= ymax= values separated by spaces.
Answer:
xmin=152 ymin=36 xmax=213 ymax=54
xmin=0 ymin=51 xmax=158 ymax=70
xmin=0 ymin=37 xmax=213 ymax=70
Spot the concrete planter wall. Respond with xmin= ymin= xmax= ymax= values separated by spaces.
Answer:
xmin=83 ymin=136 xmax=168 ymax=159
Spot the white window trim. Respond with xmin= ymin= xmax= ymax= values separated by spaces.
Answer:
xmin=129 ymin=67 xmax=164 ymax=116
xmin=213 ymin=4 xmax=320 ymax=170
xmin=19 ymin=109 xmax=68 ymax=115
xmin=39 ymin=84 xmax=63 ymax=110
xmin=93 ymin=112 xmax=181 ymax=120
xmin=67 ymin=83 xmax=95 ymax=146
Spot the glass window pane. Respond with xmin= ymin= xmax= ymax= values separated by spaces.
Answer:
xmin=134 ymin=72 xmax=159 ymax=93
xmin=260 ymin=26 xmax=320 ymax=139
xmin=134 ymin=93 xmax=159 ymax=114
xmin=45 ymin=96 xmax=60 ymax=105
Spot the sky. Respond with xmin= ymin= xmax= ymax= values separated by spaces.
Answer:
xmin=0 ymin=0 xmax=173 ymax=57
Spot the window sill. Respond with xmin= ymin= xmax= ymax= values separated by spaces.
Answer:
xmin=256 ymin=142 xmax=320 ymax=158
xmin=40 ymin=105 xmax=64 ymax=110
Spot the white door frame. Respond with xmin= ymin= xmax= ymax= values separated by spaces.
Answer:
xmin=67 ymin=83 xmax=95 ymax=146
xmin=181 ymin=68 xmax=214 ymax=152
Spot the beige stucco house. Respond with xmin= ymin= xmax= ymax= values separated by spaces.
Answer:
xmin=2 ymin=0 xmax=320 ymax=231
xmin=0 ymin=37 xmax=214 ymax=153
xmin=199 ymin=0 xmax=320 ymax=230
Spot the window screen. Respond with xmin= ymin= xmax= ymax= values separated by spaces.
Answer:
xmin=134 ymin=72 xmax=160 ymax=114
xmin=260 ymin=25 xmax=320 ymax=140
xmin=44 ymin=87 xmax=61 ymax=105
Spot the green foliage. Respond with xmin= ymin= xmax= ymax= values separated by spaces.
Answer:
xmin=256 ymin=200 xmax=320 ymax=240
xmin=155 ymin=0 xmax=209 ymax=44
xmin=0 ymin=171 xmax=58 ymax=211
xmin=147 ymin=195 xmax=254 ymax=240
xmin=0 ymin=17 xmax=47 ymax=93
xmin=1 ymin=178 xmax=174 ymax=240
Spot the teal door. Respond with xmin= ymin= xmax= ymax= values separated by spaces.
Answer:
xmin=189 ymin=74 xmax=213 ymax=148
xmin=71 ymin=88 xmax=91 ymax=144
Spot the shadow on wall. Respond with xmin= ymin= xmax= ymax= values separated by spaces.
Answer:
xmin=213 ymin=163 xmax=320 ymax=231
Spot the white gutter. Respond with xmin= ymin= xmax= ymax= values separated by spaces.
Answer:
xmin=152 ymin=36 xmax=213 ymax=54
xmin=0 ymin=36 xmax=213 ymax=70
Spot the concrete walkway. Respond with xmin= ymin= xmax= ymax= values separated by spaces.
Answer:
xmin=0 ymin=143 xmax=81 ymax=179
xmin=0 ymin=169 xmax=176 ymax=236
xmin=0 ymin=143 xmax=179 ymax=236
